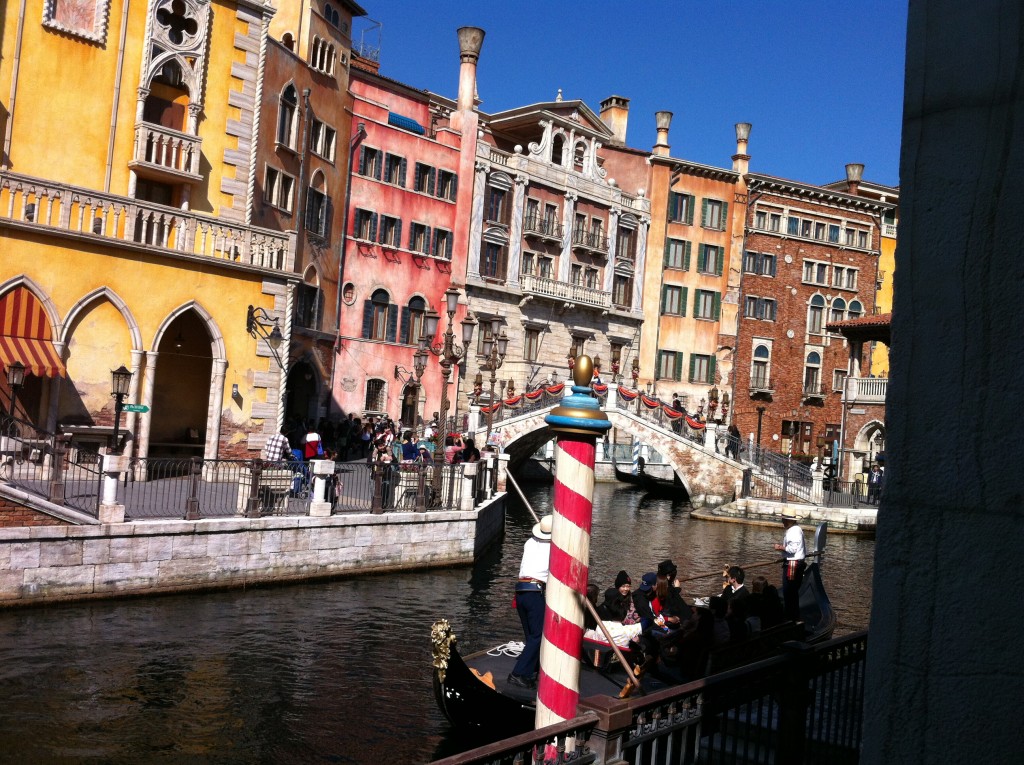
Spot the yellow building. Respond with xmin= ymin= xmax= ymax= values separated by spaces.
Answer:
xmin=0 ymin=0 xmax=297 ymax=460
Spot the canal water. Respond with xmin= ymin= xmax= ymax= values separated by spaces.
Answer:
xmin=0 ymin=482 xmax=874 ymax=764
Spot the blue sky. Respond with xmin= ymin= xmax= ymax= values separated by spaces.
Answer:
xmin=353 ymin=1 xmax=907 ymax=188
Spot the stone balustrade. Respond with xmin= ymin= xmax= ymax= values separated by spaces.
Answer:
xmin=520 ymin=272 xmax=612 ymax=309
xmin=131 ymin=122 xmax=202 ymax=181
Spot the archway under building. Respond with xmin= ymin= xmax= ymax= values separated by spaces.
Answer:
xmin=148 ymin=310 xmax=212 ymax=458
xmin=285 ymin=360 xmax=318 ymax=429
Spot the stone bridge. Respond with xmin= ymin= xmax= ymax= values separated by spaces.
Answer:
xmin=470 ymin=390 xmax=744 ymax=509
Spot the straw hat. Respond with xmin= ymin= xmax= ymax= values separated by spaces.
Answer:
xmin=532 ymin=515 xmax=553 ymax=540
xmin=781 ymin=507 xmax=798 ymax=520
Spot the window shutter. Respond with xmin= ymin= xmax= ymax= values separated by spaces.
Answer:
xmin=424 ymin=227 xmax=432 ymax=254
xmin=667 ymin=193 xmax=676 ymax=220
xmin=660 ymin=285 xmax=667 ymax=314
xmin=428 ymin=168 xmax=436 ymax=195
xmin=697 ymin=243 xmax=707 ymax=272
xmin=663 ymin=239 xmax=670 ymax=268
xmin=769 ymin=256 xmax=777 ymax=277
xmin=369 ymin=213 xmax=378 ymax=242
xmin=701 ymin=198 xmax=708 ymax=227
xmin=720 ymin=201 xmax=729 ymax=231
xmin=359 ymin=146 xmax=367 ymax=175
xmin=693 ymin=289 xmax=700 ymax=317
xmin=394 ymin=219 xmax=402 ymax=247
xmin=683 ymin=241 xmax=692 ymax=270
xmin=686 ymin=194 xmax=695 ymax=225
xmin=414 ymin=164 xmax=422 ymax=191
xmin=674 ymin=352 xmax=683 ymax=382
xmin=361 ymin=300 xmax=373 ymax=339
xmin=400 ymin=306 xmax=410 ymax=344
xmin=709 ymin=355 xmax=717 ymax=383
xmin=713 ymin=291 xmax=721 ymax=320
xmin=386 ymin=304 xmax=398 ymax=342
xmin=689 ymin=354 xmax=697 ymax=383
xmin=449 ymin=173 xmax=456 ymax=199
xmin=374 ymin=154 xmax=382 ymax=181
xmin=715 ymin=247 xmax=724 ymax=276
xmin=399 ymin=158 xmax=407 ymax=188
xmin=680 ymin=287 xmax=688 ymax=317
xmin=322 ymin=197 xmax=333 ymax=238
xmin=432 ymin=228 xmax=439 ymax=256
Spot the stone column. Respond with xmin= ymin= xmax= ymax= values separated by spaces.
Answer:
xmin=558 ymin=192 xmax=577 ymax=283
xmin=632 ymin=217 xmax=649 ymax=314
xmin=308 ymin=459 xmax=335 ymax=517
xmin=506 ymin=175 xmax=528 ymax=288
xmin=98 ymin=453 xmax=128 ymax=524
xmin=205 ymin=358 xmax=227 ymax=461
xmin=604 ymin=209 xmax=619 ymax=293
xmin=466 ymin=161 xmax=488 ymax=279
xmin=136 ymin=351 xmax=158 ymax=462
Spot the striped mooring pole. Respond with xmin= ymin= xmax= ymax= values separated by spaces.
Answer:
xmin=536 ymin=355 xmax=612 ymax=729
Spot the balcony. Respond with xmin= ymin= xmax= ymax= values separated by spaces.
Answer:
xmin=128 ymin=122 xmax=203 ymax=185
xmin=523 ymin=214 xmax=563 ymax=243
xmin=749 ymin=373 xmax=774 ymax=394
xmin=571 ymin=227 xmax=609 ymax=255
xmin=802 ymin=383 xmax=826 ymax=401
xmin=882 ymin=222 xmax=898 ymax=238
xmin=520 ymin=273 xmax=611 ymax=310
xmin=0 ymin=169 xmax=294 ymax=273
xmin=844 ymin=376 xmax=888 ymax=404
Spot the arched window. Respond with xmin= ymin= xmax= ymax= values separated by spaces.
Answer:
xmin=281 ymin=32 xmax=295 ymax=51
xmin=573 ymin=141 xmax=586 ymax=171
xmin=363 ymin=289 xmax=395 ymax=342
xmin=305 ymin=171 xmax=329 ymax=237
xmin=848 ymin=300 xmax=864 ymax=319
xmin=402 ymin=296 xmax=427 ymax=345
xmin=804 ymin=351 xmax=822 ymax=394
xmin=551 ymin=134 xmax=564 ymax=166
xmin=830 ymin=297 xmax=846 ymax=325
xmin=752 ymin=344 xmax=771 ymax=389
xmin=278 ymin=85 xmax=297 ymax=148
xmin=807 ymin=294 xmax=825 ymax=334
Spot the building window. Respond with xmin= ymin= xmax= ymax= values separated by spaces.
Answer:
xmin=814 ymin=222 xmax=826 ymax=240
xmin=701 ymin=198 xmax=727 ymax=231
xmin=569 ymin=335 xmax=585 ymax=359
xmin=379 ymin=215 xmax=401 ymax=247
xmin=744 ymin=251 xmax=777 ymax=276
xmin=803 ymin=260 xmax=829 ymax=285
xmin=833 ymin=265 xmax=858 ymax=290
xmin=664 ymin=238 xmax=690 ymax=270
xmin=305 ymin=173 xmax=329 ymax=237
xmin=264 ymin=167 xmax=294 ymax=212
xmin=689 ymin=353 xmax=715 ymax=384
xmin=612 ymin=275 xmax=632 ymax=308
xmin=693 ymin=289 xmax=720 ymax=320
xmin=668 ymin=192 xmax=695 ymax=224
xmin=363 ymin=289 xmax=394 ymax=342
xmin=294 ymin=280 xmax=324 ymax=330
xmin=804 ymin=351 xmax=822 ymax=395
xmin=539 ymin=256 xmax=553 ymax=279
xmin=698 ymin=244 xmax=724 ymax=276
xmin=525 ymin=329 xmax=540 ymax=361
xmin=310 ymin=120 xmax=336 ymax=161
xmin=744 ymin=296 xmax=776 ymax=321
xmin=754 ymin=210 xmax=767 ymax=229
xmin=365 ymin=379 xmax=385 ymax=412
xmin=808 ymin=295 xmax=825 ymax=334
xmin=486 ymin=187 xmax=508 ymax=224
xmin=414 ymin=163 xmax=435 ymax=194
xmin=657 ymin=350 xmax=683 ymax=381
xmin=353 ymin=208 xmax=376 ymax=240
xmin=858 ymin=230 xmax=869 ymax=248
xmin=432 ymin=228 xmax=452 ymax=259
xmin=384 ymin=153 xmax=406 ymax=186
xmin=409 ymin=223 xmax=431 ymax=254
xmin=769 ymin=213 xmax=782 ymax=231
xmin=616 ymin=226 xmax=635 ymax=260
xmin=585 ymin=267 xmax=599 ymax=289
xmin=828 ymin=224 xmax=841 ymax=243
xmin=522 ymin=252 xmax=535 ymax=276
xmin=481 ymin=242 xmax=507 ymax=280
xmin=751 ymin=344 xmax=771 ymax=389
xmin=310 ymin=37 xmax=336 ymax=75
xmin=788 ymin=216 xmax=800 ymax=235
xmin=833 ymin=368 xmax=848 ymax=392
xmin=358 ymin=146 xmax=382 ymax=179
xmin=830 ymin=298 xmax=847 ymax=325
xmin=848 ymin=300 xmax=864 ymax=319
xmin=661 ymin=285 xmax=685 ymax=316
xmin=570 ymin=264 xmax=583 ymax=286
xmin=402 ymin=297 xmax=426 ymax=344
xmin=801 ymin=219 xmax=813 ymax=238
xmin=277 ymin=85 xmax=298 ymax=148
xmin=437 ymin=170 xmax=458 ymax=201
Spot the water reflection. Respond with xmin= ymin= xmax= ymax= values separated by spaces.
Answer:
xmin=0 ymin=482 xmax=872 ymax=763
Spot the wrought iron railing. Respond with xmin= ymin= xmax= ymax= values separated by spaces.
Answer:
xmin=572 ymin=227 xmax=609 ymax=253
xmin=523 ymin=213 xmax=563 ymax=240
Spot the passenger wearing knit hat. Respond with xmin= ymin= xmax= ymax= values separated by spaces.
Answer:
xmin=657 ymin=559 xmax=677 ymax=578
xmin=598 ymin=570 xmax=635 ymax=623
xmin=614 ymin=570 xmax=632 ymax=590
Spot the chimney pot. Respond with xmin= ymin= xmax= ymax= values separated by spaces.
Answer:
xmin=735 ymin=122 xmax=752 ymax=141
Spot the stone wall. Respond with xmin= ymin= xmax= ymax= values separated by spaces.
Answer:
xmin=0 ymin=498 xmax=69 ymax=528
xmin=0 ymin=499 xmax=505 ymax=606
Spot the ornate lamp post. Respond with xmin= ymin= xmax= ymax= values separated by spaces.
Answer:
xmin=593 ymin=355 xmax=602 ymax=383
xmin=6 ymin=360 xmax=25 ymax=422
xmin=631 ymin=357 xmax=640 ymax=388
xmin=482 ymin=319 xmax=508 ymax=446
xmin=708 ymin=385 xmax=720 ymax=422
xmin=245 ymin=305 xmax=285 ymax=370
xmin=110 ymin=365 xmax=133 ymax=454
xmin=721 ymin=391 xmax=731 ymax=421
xmin=420 ymin=288 xmax=475 ymax=491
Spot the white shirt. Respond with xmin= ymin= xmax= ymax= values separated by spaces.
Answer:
xmin=783 ymin=524 xmax=806 ymax=560
xmin=518 ymin=537 xmax=550 ymax=583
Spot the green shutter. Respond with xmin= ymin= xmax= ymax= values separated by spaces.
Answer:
xmin=674 ymin=352 xmax=683 ymax=381
xmin=715 ymin=246 xmax=724 ymax=276
xmin=663 ymin=239 xmax=671 ymax=269
xmin=693 ymin=289 xmax=700 ymax=316
xmin=720 ymin=201 xmax=729 ymax=231
xmin=697 ymin=243 xmax=707 ymax=272
xmin=686 ymin=194 xmax=695 ymax=225
xmin=709 ymin=355 xmax=717 ymax=383
xmin=683 ymin=241 xmax=692 ymax=270
xmin=689 ymin=354 xmax=697 ymax=382
xmin=667 ymin=192 xmax=677 ymax=221
xmin=680 ymin=286 xmax=688 ymax=317
xmin=701 ymin=198 xmax=708 ymax=227
xmin=713 ymin=291 xmax=721 ymax=320
xmin=660 ymin=285 xmax=667 ymax=314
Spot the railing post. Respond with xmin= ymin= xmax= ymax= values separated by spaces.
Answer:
xmin=742 ymin=467 xmax=752 ymax=498
xmin=415 ymin=464 xmax=427 ymax=512
xmin=244 ymin=460 xmax=263 ymax=518
xmin=777 ymin=641 xmax=815 ymax=764
xmin=576 ymin=688 xmax=633 ymax=764
xmin=371 ymin=462 xmax=384 ymax=514
xmin=99 ymin=452 xmax=128 ymax=523
xmin=184 ymin=456 xmax=202 ymax=519
xmin=47 ymin=434 xmax=68 ymax=506
xmin=309 ymin=459 xmax=335 ymax=517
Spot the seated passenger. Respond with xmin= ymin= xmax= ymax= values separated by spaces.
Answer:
xmin=631 ymin=572 xmax=661 ymax=632
xmin=653 ymin=605 xmax=715 ymax=684
xmin=598 ymin=570 xmax=633 ymax=622
xmin=748 ymin=575 xmax=785 ymax=629
xmin=725 ymin=595 xmax=752 ymax=643
xmin=709 ymin=596 xmax=731 ymax=647
xmin=720 ymin=565 xmax=750 ymax=603
xmin=655 ymin=559 xmax=690 ymax=625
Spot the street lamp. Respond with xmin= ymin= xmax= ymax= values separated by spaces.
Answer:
xmin=6 ymin=361 xmax=25 ymax=421
xmin=631 ymin=357 xmax=640 ymax=387
xmin=721 ymin=391 xmax=731 ymax=421
xmin=708 ymin=386 xmax=719 ymax=421
xmin=110 ymin=365 xmax=133 ymax=454
xmin=482 ymin=318 xmax=508 ymax=446
xmin=420 ymin=288 xmax=476 ymax=493
xmin=246 ymin=305 xmax=286 ymax=370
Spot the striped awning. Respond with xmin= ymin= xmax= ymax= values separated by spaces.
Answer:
xmin=0 ymin=287 xmax=66 ymax=378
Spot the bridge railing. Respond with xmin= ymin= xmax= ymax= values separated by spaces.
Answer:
xmin=612 ymin=388 xmax=707 ymax=446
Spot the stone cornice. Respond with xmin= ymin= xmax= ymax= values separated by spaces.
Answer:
xmin=748 ymin=174 xmax=896 ymax=213
xmin=652 ymin=155 xmax=740 ymax=184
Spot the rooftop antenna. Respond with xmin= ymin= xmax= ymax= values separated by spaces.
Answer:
xmin=354 ymin=17 xmax=382 ymax=62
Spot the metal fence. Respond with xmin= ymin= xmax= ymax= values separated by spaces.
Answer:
xmin=429 ymin=631 xmax=868 ymax=765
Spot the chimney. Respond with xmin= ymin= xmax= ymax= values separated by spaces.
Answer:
xmin=456 ymin=27 xmax=485 ymax=113
xmin=846 ymin=163 xmax=865 ymax=195
xmin=732 ymin=122 xmax=751 ymax=175
xmin=599 ymin=95 xmax=630 ymax=145
xmin=653 ymin=111 xmax=672 ymax=156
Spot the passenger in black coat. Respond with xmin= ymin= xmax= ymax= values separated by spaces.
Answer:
xmin=747 ymin=575 xmax=785 ymax=629
xmin=597 ymin=570 xmax=633 ymax=622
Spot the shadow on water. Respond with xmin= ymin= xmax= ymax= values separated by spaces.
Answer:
xmin=0 ymin=481 xmax=873 ymax=764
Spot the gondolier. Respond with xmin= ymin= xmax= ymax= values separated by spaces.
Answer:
xmin=508 ymin=515 xmax=552 ymax=689
xmin=774 ymin=508 xmax=806 ymax=622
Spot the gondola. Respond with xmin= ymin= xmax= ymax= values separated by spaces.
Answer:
xmin=431 ymin=523 xmax=836 ymax=735
xmin=611 ymin=454 xmax=684 ymax=497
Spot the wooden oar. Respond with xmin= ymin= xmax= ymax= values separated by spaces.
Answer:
xmin=577 ymin=592 xmax=643 ymax=697
xmin=505 ymin=471 xmax=540 ymax=524
xmin=677 ymin=550 xmax=824 ymax=585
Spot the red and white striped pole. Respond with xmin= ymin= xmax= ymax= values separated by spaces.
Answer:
xmin=536 ymin=355 xmax=611 ymax=728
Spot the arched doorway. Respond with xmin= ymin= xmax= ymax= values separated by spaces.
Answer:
xmin=149 ymin=310 xmax=212 ymax=458
xmin=400 ymin=382 xmax=420 ymax=430
xmin=286 ymin=360 xmax=318 ymax=429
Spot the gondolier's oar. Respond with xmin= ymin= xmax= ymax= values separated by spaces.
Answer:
xmin=505 ymin=470 xmax=540 ymax=524
xmin=577 ymin=592 xmax=643 ymax=696
xmin=677 ymin=550 xmax=825 ymax=584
